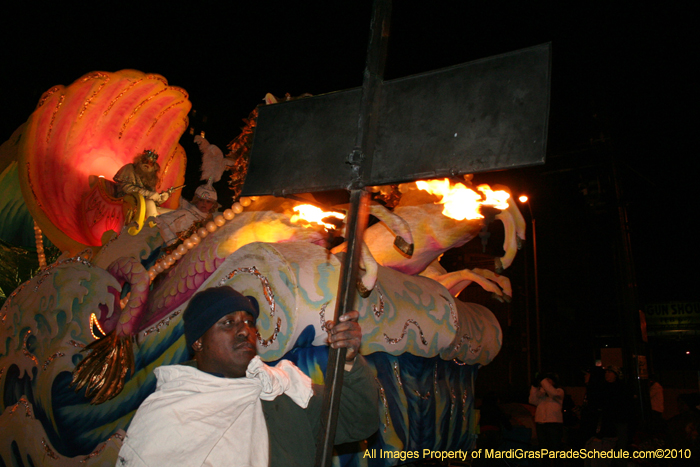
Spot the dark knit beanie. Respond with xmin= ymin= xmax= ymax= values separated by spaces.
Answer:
xmin=183 ymin=286 xmax=260 ymax=351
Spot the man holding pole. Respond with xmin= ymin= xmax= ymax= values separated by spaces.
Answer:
xmin=117 ymin=286 xmax=379 ymax=467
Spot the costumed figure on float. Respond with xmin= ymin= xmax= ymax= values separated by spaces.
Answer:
xmin=113 ymin=149 xmax=170 ymax=219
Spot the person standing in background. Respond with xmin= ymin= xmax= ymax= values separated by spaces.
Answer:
xmin=529 ymin=372 xmax=564 ymax=451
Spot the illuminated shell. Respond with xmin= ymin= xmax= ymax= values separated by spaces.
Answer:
xmin=17 ymin=70 xmax=191 ymax=252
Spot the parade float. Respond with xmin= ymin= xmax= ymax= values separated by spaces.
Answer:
xmin=0 ymin=70 xmax=525 ymax=466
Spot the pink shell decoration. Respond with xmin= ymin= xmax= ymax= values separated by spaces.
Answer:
xmin=17 ymin=70 xmax=191 ymax=251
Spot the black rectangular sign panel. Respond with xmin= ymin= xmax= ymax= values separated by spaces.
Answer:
xmin=241 ymin=43 xmax=551 ymax=196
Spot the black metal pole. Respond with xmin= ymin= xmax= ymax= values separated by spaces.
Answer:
xmin=315 ymin=189 xmax=369 ymax=467
xmin=532 ymin=216 xmax=541 ymax=372
xmin=524 ymin=226 xmax=532 ymax=382
xmin=611 ymin=158 xmax=651 ymax=425
xmin=523 ymin=200 xmax=541 ymax=373
xmin=315 ymin=1 xmax=391 ymax=466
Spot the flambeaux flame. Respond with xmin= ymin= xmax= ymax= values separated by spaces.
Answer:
xmin=416 ymin=179 xmax=510 ymax=220
xmin=290 ymin=205 xmax=346 ymax=230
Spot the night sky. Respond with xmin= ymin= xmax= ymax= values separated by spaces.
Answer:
xmin=2 ymin=2 xmax=697 ymax=376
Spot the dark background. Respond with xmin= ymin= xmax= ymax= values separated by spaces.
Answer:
xmin=2 ymin=1 xmax=697 ymax=388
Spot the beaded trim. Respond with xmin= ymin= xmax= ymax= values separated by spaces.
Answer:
xmin=384 ymin=319 xmax=428 ymax=346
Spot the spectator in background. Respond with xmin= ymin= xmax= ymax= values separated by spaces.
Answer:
xmin=648 ymin=375 xmax=665 ymax=434
xmin=529 ymin=372 xmax=564 ymax=450
xmin=579 ymin=366 xmax=606 ymax=443
xmin=597 ymin=366 xmax=631 ymax=450
xmin=648 ymin=376 xmax=664 ymax=416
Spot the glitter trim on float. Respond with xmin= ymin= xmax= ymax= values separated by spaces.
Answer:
xmin=393 ymin=361 xmax=403 ymax=390
xmin=103 ymin=74 xmax=167 ymax=117
xmin=104 ymin=79 xmax=142 ymax=115
xmin=413 ymin=389 xmax=431 ymax=400
xmin=119 ymin=88 xmax=169 ymax=139
xmin=373 ymin=289 xmax=384 ymax=318
xmin=34 ymin=249 xmax=94 ymax=292
xmin=46 ymin=93 xmax=65 ymax=143
xmin=219 ymin=266 xmax=275 ymax=316
xmin=433 ymin=362 xmax=439 ymax=395
xmin=445 ymin=297 xmax=459 ymax=332
xmin=42 ymin=438 xmax=60 ymax=460
xmin=142 ymin=310 xmax=182 ymax=337
xmin=78 ymin=72 xmax=110 ymax=119
xmin=258 ymin=318 xmax=281 ymax=348
xmin=319 ymin=300 xmax=331 ymax=332
xmin=452 ymin=333 xmax=482 ymax=355
xmin=8 ymin=397 xmax=32 ymax=417
xmin=81 ymin=433 xmax=125 ymax=463
xmin=375 ymin=377 xmax=391 ymax=433
xmin=148 ymin=94 xmax=188 ymax=135
xmin=219 ymin=266 xmax=281 ymax=347
xmin=22 ymin=330 xmax=38 ymax=366
xmin=462 ymin=389 xmax=469 ymax=423
xmin=26 ymin=161 xmax=44 ymax=210
xmin=42 ymin=352 xmax=66 ymax=370
xmin=36 ymin=86 xmax=61 ymax=108
xmin=100 ymin=228 xmax=121 ymax=250
xmin=384 ymin=319 xmax=428 ymax=346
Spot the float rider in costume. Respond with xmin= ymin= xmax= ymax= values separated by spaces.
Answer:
xmin=153 ymin=181 xmax=218 ymax=246
xmin=113 ymin=149 xmax=170 ymax=219
xmin=117 ymin=286 xmax=379 ymax=467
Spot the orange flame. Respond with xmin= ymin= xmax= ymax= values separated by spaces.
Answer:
xmin=416 ymin=179 xmax=510 ymax=220
xmin=290 ymin=205 xmax=346 ymax=230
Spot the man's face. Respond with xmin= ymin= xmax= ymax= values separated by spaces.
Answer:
xmin=139 ymin=159 xmax=157 ymax=173
xmin=605 ymin=370 xmax=617 ymax=383
xmin=194 ymin=311 xmax=257 ymax=378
